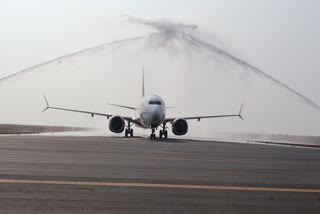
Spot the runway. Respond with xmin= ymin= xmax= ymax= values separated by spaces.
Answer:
xmin=0 ymin=136 xmax=319 ymax=213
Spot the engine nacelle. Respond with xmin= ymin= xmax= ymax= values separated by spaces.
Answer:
xmin=172 ymin=118 xmax=188 ymax=136
xmin=109 ymin=116 xmax=125 ymax=133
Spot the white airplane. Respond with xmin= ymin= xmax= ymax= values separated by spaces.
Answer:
xmin=43 ymin=70 xmax=244 ymax=140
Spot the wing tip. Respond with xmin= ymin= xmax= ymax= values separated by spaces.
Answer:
xmin=42 ymin=93 xmax=50 ymax=112
xmin=238 ymin=102 xmax=244 ymax=120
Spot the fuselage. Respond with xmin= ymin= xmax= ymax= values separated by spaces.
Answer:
xmin=136 ymin=95 xmax=166 ymax=128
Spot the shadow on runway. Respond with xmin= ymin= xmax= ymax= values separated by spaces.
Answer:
xmin=108 ymin=136 xmax=189 ymax=144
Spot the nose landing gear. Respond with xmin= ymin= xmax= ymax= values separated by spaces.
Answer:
xmin=150 ymin=128 xmax=156 ymax=140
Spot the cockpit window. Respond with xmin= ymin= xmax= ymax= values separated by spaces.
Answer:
xmin=149 ymin=100 xmax=162 ymax=105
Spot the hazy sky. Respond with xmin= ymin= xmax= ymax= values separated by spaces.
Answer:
xmin=0 ymin=0 xmax=319 ymax=103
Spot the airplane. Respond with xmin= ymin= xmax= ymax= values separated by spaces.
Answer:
xmin=43 ymin=69 xmax=244 ymax=140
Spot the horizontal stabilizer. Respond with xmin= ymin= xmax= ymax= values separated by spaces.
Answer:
xmin=107 ymin=103 xmax=136 ymax=110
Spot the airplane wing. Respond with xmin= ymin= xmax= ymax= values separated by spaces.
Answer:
xmin=43 ymin=94 xmax=134 ymax=122
xmin=164 ymin=103 xmax=244 ymax=123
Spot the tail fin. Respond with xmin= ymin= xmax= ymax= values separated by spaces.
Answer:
xmin=142 ymin=65 xmax=145 ymax=98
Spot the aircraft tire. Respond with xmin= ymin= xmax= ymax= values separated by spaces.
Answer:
xmin=150 ymin=134 xmax=156 ymax=140
xmin=164 ymin=130 xmax=168 ymax=139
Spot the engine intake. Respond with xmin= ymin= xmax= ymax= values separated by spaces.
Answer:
xmin=172 ymin=118 xmax=188 ymax=136
xmin=109 ymin=116 xmax=125 ymax=133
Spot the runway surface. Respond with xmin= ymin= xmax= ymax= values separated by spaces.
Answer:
xmin=0 ymin=136 xmax=319 ymax=213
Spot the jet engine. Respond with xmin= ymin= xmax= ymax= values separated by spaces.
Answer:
xmin=109 ymin=116 xmax=125 ymax=133
xmin=172 ymin=118 xmax=188 ymax=136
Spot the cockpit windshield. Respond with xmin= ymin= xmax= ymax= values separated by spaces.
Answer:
xmin=149 ymin=100 xmax=162 ymax=105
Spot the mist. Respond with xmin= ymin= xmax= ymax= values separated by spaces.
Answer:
xmin=0 ymin=16 xmax=319 ymax=137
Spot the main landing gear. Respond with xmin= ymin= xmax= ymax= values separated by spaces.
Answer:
xmin=125 ymin=121 xmax=134 ymax=137
xmin=159 ymin=122 xmax=168 ymax=139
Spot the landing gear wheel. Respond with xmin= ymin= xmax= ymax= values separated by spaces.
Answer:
xmin=164 ymin=130 xmax=168 ymax=139
xmin=150 ymin=134 xmax=156 ymax=140
xmin=159 ymin=123 xmax=168 ymax=139
xmin=150 ymin=128 xmax=156 ymax=140
xmin=124 ymin=121 xmax=134 ymax=138
xmin=125 ymin=128 xmax=133 ymax=137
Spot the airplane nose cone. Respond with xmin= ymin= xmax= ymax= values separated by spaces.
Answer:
xmin=152 ymin=114 xmax=162 ymax=122
xmin=150 ymin=110 xmax=164 ymax=128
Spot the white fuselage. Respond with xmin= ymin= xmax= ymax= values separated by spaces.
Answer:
xmin=136 ymin=95 xmax=166 ymax=128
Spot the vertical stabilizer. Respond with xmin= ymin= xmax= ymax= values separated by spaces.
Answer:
xmin=142 ymin=65 xmax=145 ymax=98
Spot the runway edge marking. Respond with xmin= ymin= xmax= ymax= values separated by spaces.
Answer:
xmin=0 ymin=179 xmax=319 ymax=193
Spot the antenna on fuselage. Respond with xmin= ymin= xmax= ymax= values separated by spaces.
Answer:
xmin=142 ymin=65 xmax=145 ymax=98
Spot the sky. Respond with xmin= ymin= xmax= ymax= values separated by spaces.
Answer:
xmin=0 ymin=0 xmax=319 ymax=103
xmin=0 ymin=0 xmax=319 ymax=136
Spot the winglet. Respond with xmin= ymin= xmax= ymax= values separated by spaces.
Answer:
xmin=42 ymin=93 xmax=50 ymax=112
xmin=238 ymin=102 xmax=244 ymax=120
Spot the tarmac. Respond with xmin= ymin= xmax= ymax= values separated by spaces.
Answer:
xmin=0 ymin=135 xmax=319 ymax=214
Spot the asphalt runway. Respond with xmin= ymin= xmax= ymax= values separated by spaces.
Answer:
xmin=0 ymin=136 xmax=319 ymax=214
